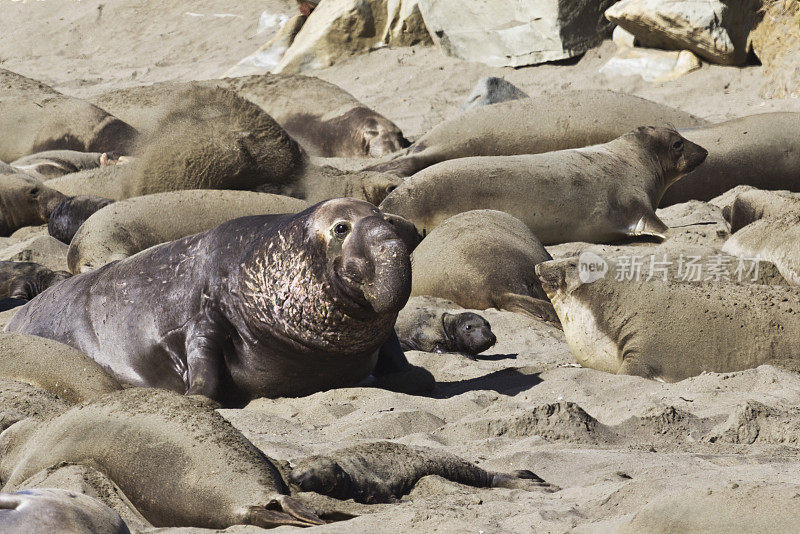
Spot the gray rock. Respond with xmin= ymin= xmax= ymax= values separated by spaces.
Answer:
xmin=459 ymin=77 xmax=529 ymax=113
xmin=418 ymin=0 xmax=616 ymax=67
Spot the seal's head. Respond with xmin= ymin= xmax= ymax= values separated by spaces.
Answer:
xmin=289 ymin=458 xmax=356 ymax=501
xmin=352 ymin=108 xmax=410 ymax=157
xmin=0 ymin=174 xmax=66 ymax=237
xmin=630 ymin=126 xmax=708 ymax=187
xmin=314 ymin=198 xmax=414 ymax=315
xmin=444 ymin=312 xmax=496 ymax=355
xmin=238 ymin=198 xmax=414 ymax=354
xmin=360 ymin=171 xmax=404 ymax=206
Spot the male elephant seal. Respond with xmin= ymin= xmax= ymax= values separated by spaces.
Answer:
xmin=536 ymin=257 xmax=800 ymax=381
xmin=216 ymin=74 xmax=410 ymax=157
xmin=396 ymin=303 xmax=496 ymax=358
xmin=290 ymin=441 xmax=556 ymax=504
xmin=10 ymin=150 xmax=125 ymax=180
xmin=381 ymin=127 xmax=708 ymax=245
xmin=366 ymin=89 xmax=708 ymax=176
xmin=661 ymin=113 xmax=800 ymax=206
xmin=66 ymin=190 xmax=308 ymax=274
xmin=0 ymin=69 xmax=137 ymax=163
xmin=0 ymin=388 xmax=339 ymax=528
xmin=0 ymin=174 xmax=66 ymax=237
xmin=722 ymin=213 xmax=800 ymax=286
xmin=7 ymin=199 xmax=422 ymax=406
xmin=48 ymin=196 xmax=114 ymax=245
xmin=408 ymin=210 xmax=559 ymax=323
xmin=0 ymin=488 xmax=130 ymax=534
xmin=0 ymin=261 xmax=70 ymax=300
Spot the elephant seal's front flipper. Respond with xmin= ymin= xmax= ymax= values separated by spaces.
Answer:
xmin=627 ymin=212 xmax=669 ymax=241
xmin=244 ymin=496 xmax=326 ymax=528
xmin=494 ymin=293 xmax=561 ymax=326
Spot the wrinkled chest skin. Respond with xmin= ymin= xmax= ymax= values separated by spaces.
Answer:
xmin=6 ymin=210 xmax=398 ymax=407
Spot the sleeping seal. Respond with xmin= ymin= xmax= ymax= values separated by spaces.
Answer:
xmin=367 ymin=89 xmax=708 ymax=176
xmin=381 ymin=127 xmax=708 ymax=244
xmin=722 ymin=188 xmax=800 ymax=233
xmin=0 ymin=174 xmax=66 ymax=237
xmin=0 ymin=261 xmax=70 ymax=300
xmin=0 ymin=388 xmax=342 ymax=528
xmin=536 ymin=257 xmax=800 ymax=381
xmin=66 ymin=190 xmax=308 ymax=273
xmin=9 ymin=150 xmax=124 ymax=180
xmin=0 ymin=488 xmax=130 ymax=534
xmin=7 ymin=199 xmax=424 ymax=406
xmin=408 ymin=210 xmax=559 ymax=323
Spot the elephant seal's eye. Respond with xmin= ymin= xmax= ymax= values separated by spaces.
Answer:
xmin=332 ymin=222 xmax=351 ymax=237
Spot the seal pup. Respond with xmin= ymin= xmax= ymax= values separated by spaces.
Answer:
xmin=0 ymin=488 xmax=130 ymax=534
xmin=0 ymin=388 xmax=341 ymax=528
xmin=459 ymin=77 xmax=529 ymax=113
xmin=662 ymin=113 xmax=800 ymax=206
xmin=536 ymin=257 xmax=800 ymax=381
xmin=366 ymin=89 xmax=709 ymax=176
xmin=0 ymin=174 xmax=66 ymax=237
xmin=66 ymin=190 xmax=309 ymax=274
xmin=0 ymin=332 xmax=121 ymax=403
xmin=396 ymin=301 xmax=496 ymax=358
xmin=48 ymin=196 xmax=115 ymax=245
xmin=216 ymin=74 xmax=410 ymax=157
xmin=0 ymin=69 xmax=137 ymax=163
xmin=9 ymin=150 xmax=124 ymax=180
xmin=722 ymin=213 xmax=800 ymax=285
xmin=0 ymin=261 xmax=71 ymax=300
xmin=7 ymin=199 xmax=423 ymax=406
xmin=408 ymin=210 xmax=559 ymax=323
xmin=290 ymin=442 xmax=556 ymax=504
xmin=381 ymin=127 xmax=708 ymax=245
xmin=722 ymin=188 xmax=800 ymax=233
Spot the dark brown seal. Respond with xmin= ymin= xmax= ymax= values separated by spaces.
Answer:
xmin=6 ymin=199 xmax=427 ymax=407
xmin=0 ymin=261 xmax=70 ymax=300
xmin=48 ymin=196 xmax=114 ymax=244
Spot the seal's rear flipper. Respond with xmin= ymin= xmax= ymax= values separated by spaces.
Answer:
xmin=496 ymin=293 xmax=561 ymax=327
xmin=246 ymin=497 xmax=326 ymax=528
xmin=627 ymin=213 xmax=669 ymax=241
xmin=491 ymin=470 xmax=560 ymax=493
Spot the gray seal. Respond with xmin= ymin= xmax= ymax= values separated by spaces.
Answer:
xmin=396 ymin=301 xmax=496 ymax=357
xmin=380 ymin=127 xmax=708 ymax=245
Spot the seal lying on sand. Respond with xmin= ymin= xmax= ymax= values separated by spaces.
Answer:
xmin=0 ymin=332 xmax=121 ymax=403
xmin=536 ymin=257 xmax=800 ymax=381
xmin=0 ymin=389 xmax=336 ymax=528
xmin=459 ymin=77 xmax=528 ymax=113
xmin=381 ymin=127 xmax=708 ymax=245
xmin=0 ymin=488 xmax=130 ymax=534
xmin=0 ymin=261 xmax=70 ymax=300
xmin=396 ymin=302 xmax=496 ymax=358
xmin=48 ymin=196 xmax=114 ymax=245
xmin=290 ymin=441 xmax=556 ymax=503
xmin=66 ymin=190 xmax=308 ymax=274
xmin=217 ymin=74 xmax=409 ymax=158
xmin=0 ymin=69 xmax=137 ymax=163
xmin=723 ymin=213 xmax=800 ymax=286
xmin=366 ymin=89 xmax=708 ymax=177
xmin=407 ymin=210 xmax=559 ymax=323
xmin=7 ymin=199 xmax=425 ymax=406
xmin=9 ymin=150 xmax=124 ymax=180
xmin=0 ymin=174 xmax=66 ymax=237
xmin=722 ymin=188 xmax=800 ymax=233
xmin=661 ymin=113 xmax=800 ymax=206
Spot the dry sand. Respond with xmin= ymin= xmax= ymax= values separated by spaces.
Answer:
xmin=2 ymin=2 xmax=800 ymax=532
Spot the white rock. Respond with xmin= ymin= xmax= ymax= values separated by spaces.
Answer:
xmin=417 ymin=0 xmax=616 ymax=68
xmin=599 ymin=46 xmax=701 ymax=82
xmin=605 ymin=0 xmax=761 ymax=66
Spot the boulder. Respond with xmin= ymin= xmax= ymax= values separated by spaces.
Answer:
xmin=605 ymin=0 xmax=762 ymax=66
xmin=750 ymin=0 xmax=800 ymax=98
xmin=274 ymin=0 xmax=431 ymax=74
xmin=417 ymin=0 xmax=616 ymax=68
xmin=599 ymin=46 xmax=702 ymax=82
